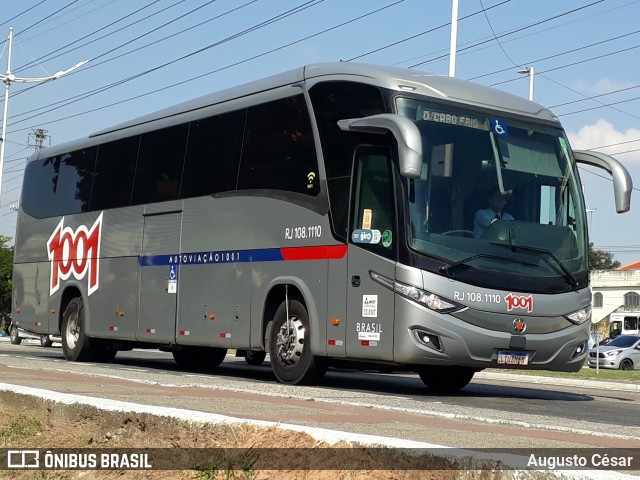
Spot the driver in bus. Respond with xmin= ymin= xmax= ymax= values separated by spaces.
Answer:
xmin=473 ymin=188 xmax=514 ymax=237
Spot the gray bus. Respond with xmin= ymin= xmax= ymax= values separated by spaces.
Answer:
xmin=12 ymin=63 xmax=633 ymax=391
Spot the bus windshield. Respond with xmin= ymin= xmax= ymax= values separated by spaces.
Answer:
xmin=395 ymin=97 xmax=588 ymax=287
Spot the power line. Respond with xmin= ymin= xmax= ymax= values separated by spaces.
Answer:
xmin=478 ymin=0 xmax=519 ymax=67
xmin=19 ymin=0 xmax=118 ymax=44
xmin=0 ymin=0 xmax=50 ymax=30
xmin=7 ymin=0 xmax=328 ymax=129
xmin=468 ymin=28 xmax=640 ymax=82
xmin=345 ymin=0 xmax=510 ymax=62
xmin=14 ymin=0 xmax=82 ymax=36
xmin=8 ymin=0 xmax=404 ymax=134
xmin=6 ymin=0 xmax=258 ymax=109
xmin=409 ymin=1 xmax=605 ymax=68
xmin=14 ymin=0 xmax=176 ymax=73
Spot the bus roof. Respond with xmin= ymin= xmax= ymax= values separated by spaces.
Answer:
xmin=40 ymin=62 xmax=560 ymax=158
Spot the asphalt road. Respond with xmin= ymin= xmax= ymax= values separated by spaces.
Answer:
xmin=2 ymin=338 xmax=640 ymax=450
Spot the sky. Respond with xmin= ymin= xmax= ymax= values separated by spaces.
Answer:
xmin=0 ymin=0 xmax=639 ymax=265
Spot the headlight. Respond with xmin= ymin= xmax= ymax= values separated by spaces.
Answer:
xmin=565 ymin=305 xmax=591 ymax=325
xmin=370 ymin=271 xmax=465 ymax=314
xmin=605 ymin=349 xmax=623 ymax=357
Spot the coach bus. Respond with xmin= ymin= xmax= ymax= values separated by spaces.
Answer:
xmin=12 ymin=63 xmax=632 ymax=391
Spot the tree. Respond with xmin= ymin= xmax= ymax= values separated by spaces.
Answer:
xmin=0 ymin=236 xmax=13 ymax=316
xmin=588 ymin=242 xmax=620 ymax=270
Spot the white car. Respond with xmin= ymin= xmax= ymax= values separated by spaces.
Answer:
xmin=587 ymin=335 xmax=640 ymax=371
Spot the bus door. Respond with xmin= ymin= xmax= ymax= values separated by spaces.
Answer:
xmin=138 ymin=205 xmax=182 ymax=342
xmin=346 ymin=146 xmax=397 ymax=361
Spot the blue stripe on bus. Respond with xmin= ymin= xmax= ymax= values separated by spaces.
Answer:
xmin=138 ymin=248 xmax=283 ymax=267
xmin=137 ymin=245 xmax=348 ymax=267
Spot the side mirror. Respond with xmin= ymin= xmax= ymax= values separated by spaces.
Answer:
xmin=337 ymin=114 xmax=422 ymax=179
xmin=573 ymin=150 xmax=632 ymax=213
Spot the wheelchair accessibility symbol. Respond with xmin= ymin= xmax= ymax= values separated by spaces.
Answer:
xmin=492 ymin=119 xmax=508 ymax=136
xmin=168 ymin=265 xmax=178 ymax=294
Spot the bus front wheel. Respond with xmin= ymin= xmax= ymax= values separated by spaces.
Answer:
xmin=418 ymin=366 xmax=476 ymax=392
xmin=268 ymin=297 xmax=327 ymax=385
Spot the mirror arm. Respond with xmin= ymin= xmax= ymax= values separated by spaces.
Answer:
xmin=338 ymin=114 xmax=422 ymax=179
xmin=574 ymin=150 xmax=632 ymax=213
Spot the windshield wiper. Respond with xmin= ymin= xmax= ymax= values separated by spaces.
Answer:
xmin=489 ymin=241 xmax=578 ymax=288
xmin=439 ymin=253 xmax=538 ymax=276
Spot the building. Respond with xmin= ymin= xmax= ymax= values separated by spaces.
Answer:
xmin=591 ymin=268 xmax=640 ymax=324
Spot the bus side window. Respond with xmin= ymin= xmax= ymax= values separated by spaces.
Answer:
xmin=238 ymin=95 xmax=318 ymax=196
xmin=22 ymin=156 xmax=60 ymax=219
xmin=133 ymin=124 xmax=189 ymax=205
xmin=350 ymin=146 xmax=396 ymax=258
xmin=309 ymin=81 xmax=386 ymax=240
xmin=181 ymin=110 xmax=245 ymax=198
xmin=55 ymin=148 xmax=96 ymax=216
xmin=90 ymin=136 xmax=140 ymax=211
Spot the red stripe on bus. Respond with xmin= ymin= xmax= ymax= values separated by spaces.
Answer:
xmin=280 ymin=245 xmax=347 ymax=261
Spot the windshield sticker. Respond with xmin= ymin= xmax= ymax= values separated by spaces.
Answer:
xmin=492 ymin=119 xmax=509 ymax=136
xmin=419 ymin=109 xmax=486 ymax=130
xmin=361 ymin=209 xmax=372 ymax=229
xmin=382 ymin=230 xmax=392 ymax=247
xmin=352 ymin=229 xmax=381 ymax=244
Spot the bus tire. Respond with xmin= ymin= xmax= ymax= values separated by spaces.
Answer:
xmin=61 ymin=298 xmax=93 ymax=362
xmin=91 ymin=339 xmax=117 ymax=362
xmin=418 ymin=366 xmax=476 ymax=392
xmin=244 ymin=350 xmax=266 ymax=366
xmin=269 ymin=297 xmax=327 ymax=385
xmin=172 ymin=346 xmax=227 ymax=371
xmin=40 ymin=335 xmax=53 ymax=348
xmin=9 ymin=326 xmax=21 ymax=345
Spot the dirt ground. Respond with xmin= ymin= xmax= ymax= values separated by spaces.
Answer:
xmin=0 ymin=392 xmax=568 ymax=480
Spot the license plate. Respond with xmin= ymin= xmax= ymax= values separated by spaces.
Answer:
xmin=497 ymin=350 xmax=529 ymax=365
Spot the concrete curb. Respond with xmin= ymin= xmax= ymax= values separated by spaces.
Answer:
xmin=0 ymin=382 xmax=636 ymax=479
xmin=477 ymin=370 xmax=640 ymax=393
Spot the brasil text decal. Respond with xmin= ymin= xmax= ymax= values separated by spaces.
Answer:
xmin=47 ymin=213 xmax=103 ymax=296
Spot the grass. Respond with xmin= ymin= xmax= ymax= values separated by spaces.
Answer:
xmin=489 ymin=366 xmax=640 ymax=383
xmin=0 ymin=414 xmax=41 ymax=444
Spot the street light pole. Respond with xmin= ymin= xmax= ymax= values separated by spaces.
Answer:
xmin=448 ymin=0 xmax=459 ymax=77
xmin=517 ymin=66 xmax=535 ymax=101
xmin=0 ymin=26 xmax=87 ymax=206
xmin=0 ymin=27 xmax=15 ymax=197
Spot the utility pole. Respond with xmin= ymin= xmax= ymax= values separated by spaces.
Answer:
xmin=28 ymin=128 xmax=50 ymax=150
xmin=448 ymin=0 xmax=459 ymax=77
xmin=517 ymin=66 xmax=535 ymax=101
xmin=0 ymin=26 xmax=87 ymax=206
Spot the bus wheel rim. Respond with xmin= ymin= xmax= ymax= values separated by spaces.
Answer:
xmin=276 ymin=315 xmax=304 ymax=365
xmin=66 ymin=312 xmax=79 ymax=350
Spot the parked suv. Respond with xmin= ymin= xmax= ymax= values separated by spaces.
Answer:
xmin=587 ymin=334 xmax=640 ymax=371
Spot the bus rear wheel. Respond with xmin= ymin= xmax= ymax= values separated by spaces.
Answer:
xmin=61 ymin=298 xmax=93 ymax=362
xmin=9 ymin=326 xmax=21 ymax=345
xmin=244 ymin=350 xmax=267 ymax=366
xmin=269 ymin=297 xmax=326 ymax=385
xmin=418 ymin=366 xmax=476 ymax=392
xmin=172 ymin=346 xmax=227 ymax=371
